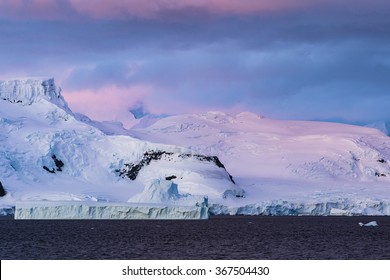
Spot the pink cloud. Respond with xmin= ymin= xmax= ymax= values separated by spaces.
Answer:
xmin=0 ymin=0 xmax=66 ymax=19
xmin=68 ymin=0 xmax=313 ymax=18
xmin=64 ymin=84 xmax=152 ymax=127
xmin=71 ymin=0 xmax=390 ymax=19
xmin=2 ymin=0 xmax=389 ymax=20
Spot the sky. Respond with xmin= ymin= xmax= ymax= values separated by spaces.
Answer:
xmin=1 ymin=0 xmax=390 ymax=126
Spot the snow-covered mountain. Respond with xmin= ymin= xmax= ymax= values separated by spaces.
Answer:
xmin=2 ymin=77 xmax=390 ymax=216
xmin=0 ymin=78 xmax=242 ymax=216
xmin=132 ymin=111 xmax=390 ymax=215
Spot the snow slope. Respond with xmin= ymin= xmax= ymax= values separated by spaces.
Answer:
xmin=365 ymin=121 xmax=390 ymax=136
xmin=132 ymin=111 xmax=390 ymax=214
xmin=0 ymin=78 xmax=242 ymax=215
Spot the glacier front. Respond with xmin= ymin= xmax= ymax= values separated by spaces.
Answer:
xmin=14 ymin=201 xmax=209 ymax=220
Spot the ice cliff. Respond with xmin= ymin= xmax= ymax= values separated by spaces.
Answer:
xmin=0 ymin=77 xmax=69 ymax=111
xmin=210 ymin=198 xmax=390 ymax=216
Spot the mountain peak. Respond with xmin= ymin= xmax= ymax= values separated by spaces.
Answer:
xmin=0 ymin=77 xmax=69 ymax=111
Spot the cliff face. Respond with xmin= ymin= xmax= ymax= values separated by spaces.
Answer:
xmin=0 ymin=78 xmax=69 ymax=111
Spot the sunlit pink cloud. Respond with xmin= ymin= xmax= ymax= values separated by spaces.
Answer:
xmin=0 ymin=0 xmax=67 ymax=19
xmin=67 ymin=0 xmax=307 ymax=18
xmin=63 ymin=81 xmax=231 ymax=124
xmin=2 ymin=0 xmax=389 ymax=20
xmin=64 ymin=85 xmax=153 ymax=128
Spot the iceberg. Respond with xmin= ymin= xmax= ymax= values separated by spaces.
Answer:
xmin=14 ymin=201 xmax=209 ymax=220
xmin=358 ymin=221 xmax=378 ymax=227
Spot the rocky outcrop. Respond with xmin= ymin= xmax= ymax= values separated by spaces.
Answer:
xmin=43 ymin=154 xmax=65 ymax=174
xmin=0 ymin=181 xmax=6 ymax=197
xmin=115 ymin=151 xmax=174 ymax=180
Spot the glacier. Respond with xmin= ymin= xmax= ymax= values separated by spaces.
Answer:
xmin=209 ymin=198 xmax=390 ymax=216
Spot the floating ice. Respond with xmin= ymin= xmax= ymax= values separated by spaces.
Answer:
xmin=14 ymin=201 xmax=209 ymax=220
xmin=358 ymin=221 xmax=378 ymax=227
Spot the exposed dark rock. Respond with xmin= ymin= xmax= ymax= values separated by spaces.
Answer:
xmin=117 ymin=163 xmax=141 ymax=180
xmin=165 ymin=175 xmax=177 ymax=181
xmin=144 ymin=151 xmax=174 ymax=161
xmin=179 ymin=154 xmax=224 ymax=168
xmin=377 ymin=159 xmax=387 ymax=163
xmin=43 ymin=166 xmax=55 ymax=173
xmin=116 ymin=151 xmax=175 ymax=180
xmin=0 ymin=181 xmax=7 ymax=197
xmin=43 ymin=154 xmax=64 ymax=173
xmin=52 ymin=155 xmax=64 ymax=171
xmin=2 ymin=97 xmax=23 ymax=104
xmin=375 ymin=172 xmax=386 ymax=177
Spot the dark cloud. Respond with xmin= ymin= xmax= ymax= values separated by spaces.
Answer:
xmin=1 ymin=1 xmax=390 ymax=123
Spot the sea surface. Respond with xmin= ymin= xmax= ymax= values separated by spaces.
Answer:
xmin=0 ymin=216 xmax=389 ymax=259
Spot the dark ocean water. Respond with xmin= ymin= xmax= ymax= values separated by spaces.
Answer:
xmin=0 ymin=216 xmax=389 ymax=260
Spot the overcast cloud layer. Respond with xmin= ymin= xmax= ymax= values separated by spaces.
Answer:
xmin=1 ymin=0 xmax=390 ymax=125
